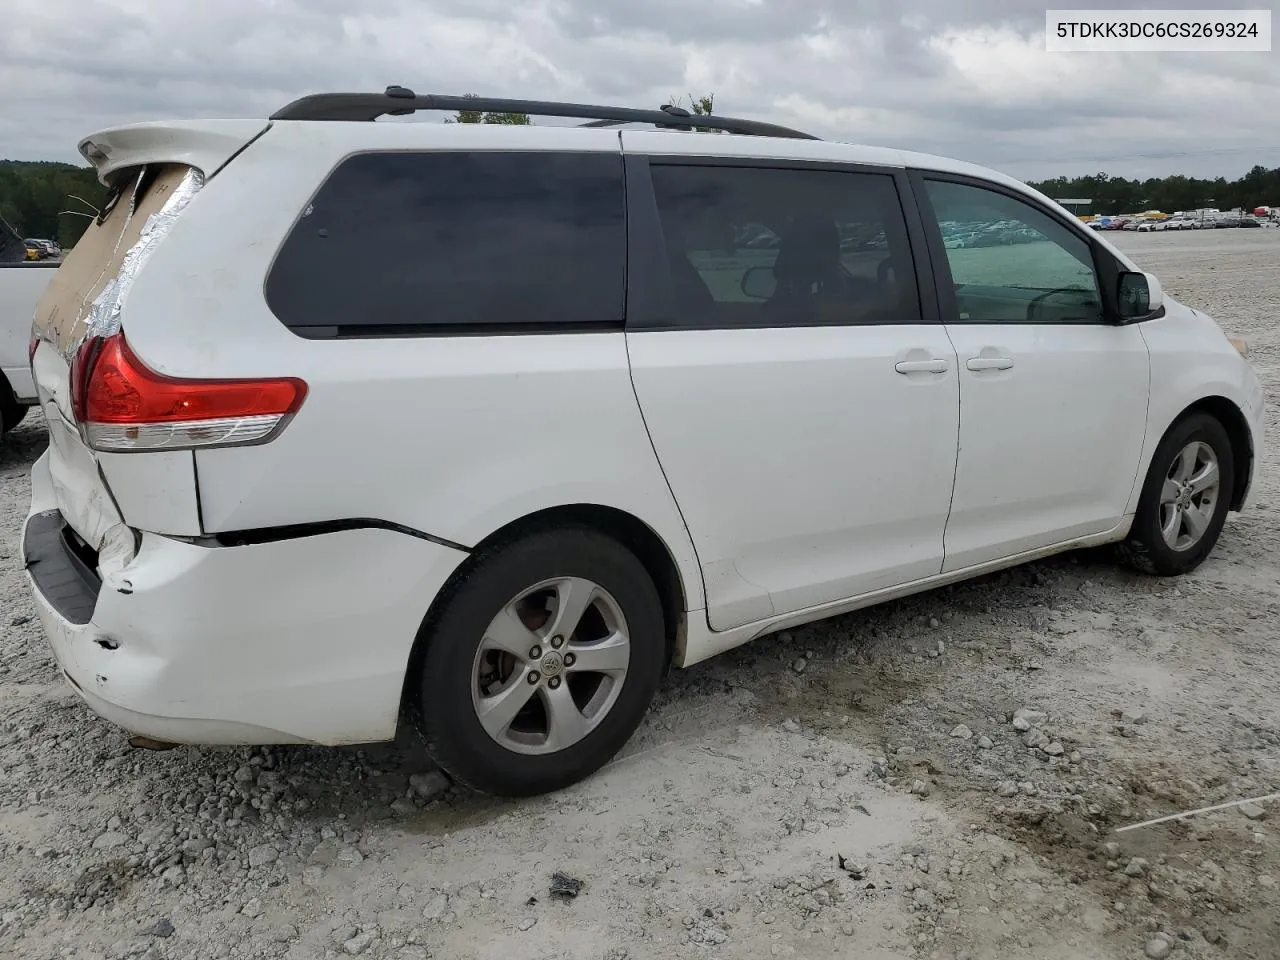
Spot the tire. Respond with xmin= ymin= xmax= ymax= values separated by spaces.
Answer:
xmin=1117 ymin=413 xmax=1234 ymax=576
xmin=0 ymin=390 xmax=28 ymax=434
xmin=2 ymin=403 xmax=29 ymax=433
xmin=412 ymin=525 xmax=666 ymax=797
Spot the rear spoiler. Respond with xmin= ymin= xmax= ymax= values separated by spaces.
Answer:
xmin=76 ymin=119 xmax=273 ymax=186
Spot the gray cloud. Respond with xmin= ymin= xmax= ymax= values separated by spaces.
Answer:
xmin=1 ymin=0 xmax=1276 ymax=182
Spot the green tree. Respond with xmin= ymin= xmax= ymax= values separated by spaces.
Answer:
xmin=668 ymin=93 xmax=718 ymax=133
xmin=1026 ymin=164 xmax=1280 ymax=216
xmin=445 ymin=93 xmax=531 ymax=125
xmin=0 ymin=160 xmax=108 ymax=248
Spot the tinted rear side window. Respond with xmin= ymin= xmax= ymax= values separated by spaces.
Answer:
xmin=648 ymin=164 xmax=921 ymax=329
xmin=266 ymin=151 xmax=625 ymax=336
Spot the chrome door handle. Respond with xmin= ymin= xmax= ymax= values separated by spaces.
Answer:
xmin=966 ymin=357 xmax=1014 ymax=371
xmin=895 ymin=359 xmax=949 ymax=374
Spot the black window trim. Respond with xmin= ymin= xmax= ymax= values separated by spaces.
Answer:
xmin=907 ymin=169 xmax=1151 ymax=328
xmin=625 ymin=154 xmax=940 ymax=333
xmin=264 ymin=146 xmax=630 ymax=340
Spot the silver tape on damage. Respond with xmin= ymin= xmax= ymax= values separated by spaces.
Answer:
xmin=65 ymin=167 xmax=205 ymax=360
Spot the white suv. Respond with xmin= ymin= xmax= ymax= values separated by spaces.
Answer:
xmin=23 ymin=90 xmax=1265 ymax=796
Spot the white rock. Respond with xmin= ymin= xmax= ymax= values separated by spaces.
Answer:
xmin=977 ymin=736 xmax=994 ymax=750
xmin=996 ymin=781 xmax=1018 ymax=798
xmin=1239 ymin=802 xmax=1266 ymax=821
xmin=344 ymin=931 xmax=376 ymax=955
xmin=1024 ymin=729 xmax=1049 ymax=750
xmin=950 ymin=725 xmax=973 ymax=740
xmin=1012 ymin=718 xmax=1031 ymax=732
xmin=517 ymin=918 xmax=537 ymax=931
xmin=1044 ymin=742 xmax=1065 ymax=757
xmin=248 ymin=844 xmax=279 ymax=868
xmin=792 ymin=658 xmax=807 ymax=674
xmin=1144 ymin=938 xmax=1171 ymax=959
xmin=241 ymin=898 xmax=263 ymax=919
xmin=92 ymin=831 xmax=128 ymax=850
xmin=409 ymin=770 xmax=451 ymax=800
xmin=422 ymin=893 xmax=450 ymax=921
xmin=337 ymin=846 xmax=364 ymax=865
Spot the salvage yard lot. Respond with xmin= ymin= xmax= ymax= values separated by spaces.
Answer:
xmin=1 ymin=228 xmax=1277 ymax=960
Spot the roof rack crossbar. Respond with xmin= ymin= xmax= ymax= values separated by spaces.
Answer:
xmin=269 ymin=87 xmax=820 ymax=140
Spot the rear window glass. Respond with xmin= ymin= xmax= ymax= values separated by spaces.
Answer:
xmin=265 ymin=151 xmax=625 ymax=335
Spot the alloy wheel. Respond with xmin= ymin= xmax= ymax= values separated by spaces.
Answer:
xmin=470 ymin=577 xmax=630 ymax=755
xmin=1158 ymin=440 xmax=1220 ymax=551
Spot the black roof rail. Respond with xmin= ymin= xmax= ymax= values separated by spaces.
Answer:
xmin=269 ymin=86 xmax=820 ymax=141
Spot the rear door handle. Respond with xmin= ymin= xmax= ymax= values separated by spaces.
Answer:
xmin=895 ymin=359 xmax=949 ymax=374
xmin=966 ymin=357 xmax=1014 ymax=371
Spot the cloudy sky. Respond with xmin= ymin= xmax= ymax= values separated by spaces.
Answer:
xmin=2 ymin=0 xmax=1277 ymax=181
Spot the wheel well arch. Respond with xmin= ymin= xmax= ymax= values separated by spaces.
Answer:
xmin=398 ymin=503 xmax=689 ymax=723
xmin=1168 ymin=395 xmax=1253 ymax=510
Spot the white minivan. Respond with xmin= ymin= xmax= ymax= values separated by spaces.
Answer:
xmin=23 ymin=90 xmax=1264 ymax=796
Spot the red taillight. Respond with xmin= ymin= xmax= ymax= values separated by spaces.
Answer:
xmin=70 ymin=335 xmax=106 ymax=422
xmin=72 ymin=332 xmax=307 ymax=452
xmin=28 ymin=330 xmax=39 ymax=365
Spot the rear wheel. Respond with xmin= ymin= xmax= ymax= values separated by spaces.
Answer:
xmin=413 ymin=526 xmax=666 ymax=797
xmin=1117 ymin=413 xmax=1234 ymax=576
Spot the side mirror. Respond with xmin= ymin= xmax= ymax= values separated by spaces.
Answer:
xmin=740 ymin=265 xmax=776 ymax=300
xmin=1117 ymin=271 xmax=1164 ymax=320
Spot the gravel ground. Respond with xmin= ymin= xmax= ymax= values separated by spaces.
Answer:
xmin=1 ymin=228 xmax=1277 ymax=960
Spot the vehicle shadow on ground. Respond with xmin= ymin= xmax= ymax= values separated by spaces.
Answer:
xmin=110 ymin=545 xmax=1137 ymax=842
xmin=0 ymin=413 xmax=1173 ymax=835
xmin=0 ymin=416 xmax=48 ymax=474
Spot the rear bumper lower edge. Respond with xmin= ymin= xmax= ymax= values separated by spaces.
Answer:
xmin=23 ymin=450 xmax=471 ymax=746
xmin=23 ymin=509 xmax=101 ymax=625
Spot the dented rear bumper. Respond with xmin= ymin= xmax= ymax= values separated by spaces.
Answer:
xmin=23 ymin=449 xmax=469 ymax=747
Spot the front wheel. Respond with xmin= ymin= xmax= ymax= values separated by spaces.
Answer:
xmin=413 ymin=526 xmax=666 ymax=797
xmin=1117 ymin=413 xmax=1234 ymax=576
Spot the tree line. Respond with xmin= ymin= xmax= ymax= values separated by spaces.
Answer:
xmin=4 ymin=97 xmax=1275 ymax=249
xmin=1027 ymin=166 xmax=1280 ymax=215
xmin=0 ymin=160 xmax=108 ymax=248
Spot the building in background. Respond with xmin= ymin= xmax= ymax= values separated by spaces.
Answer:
xmin=1054 ymin=198 xmax=1093 ymax=218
